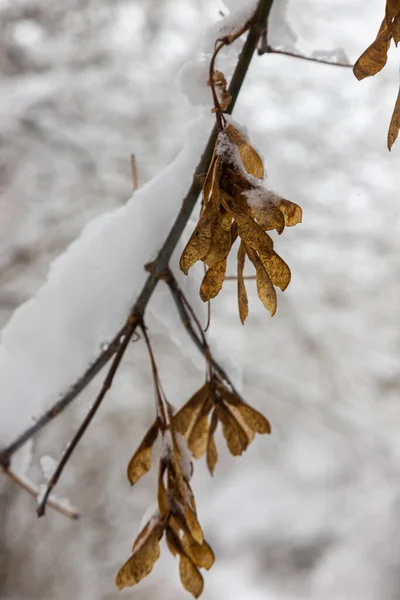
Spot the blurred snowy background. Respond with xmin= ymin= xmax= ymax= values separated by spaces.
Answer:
xmin=1 ymin=0 xmax=400 ymax=599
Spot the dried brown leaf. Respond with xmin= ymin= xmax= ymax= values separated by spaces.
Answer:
xmin=223 ymin=168 xmax=254 ymax=196
xmin=183 ymin=503 xmax=204 ymax=545
xmin=182 ymin=535 xmax=215 ymax=570
xmin=259 ymin=251 xmax=291 ymax=291
xmin=237 ymin=242 xmax=248 ymax=324
xmin=180 ymin=207 xmax=219 ymax=275
xmin=166 ymin=528 xmax=181 ymax=557
xmin=386 ymin=0 xmax=400 ymax=21
xmin=252 ymin=205 xmax=285 ymax=234
xmin=388 ymin=85 xmax=400 ymax=150
xmin=225 ymin=124 xmax=264 ymax=179
xmin=116 ymin=524 xmax=162 ymax=590
xmin=205 ymin=211 xmax=232 ymax=267
xmin=234 ymin=212 xmax=274 ymax=257
xmin=278 ymin=199 xmax=303 ymax=227
xmin=222 ymin=395 xmax=271 ymax=435
xmin=247 ymin=248 xmax=277 ymax=317
xmin=239 ymin=403 xmax=271 ymax=434
xmin=393 ymin=14 xmax=400 ymax=44
xmin=127 ymin=421 xmax=159 ymax=485
xmin=174 ymin=384 xmax=209 ymax=438
xmin=216 ymin=404 xmax=249 ymax=456
xmin=203 ymin=152 xmax=217 ymax=206
xmin=158 ymin=462 xmax=169 ymax=517
xmin=179 ymin=555 xmax=204 ymax=598
xmin=353 ymin=21 xmax=391 ymax=80
xmin=223 ymin=404 xmax=255 ymax=444
xmin=188 ymin=396 xmax=213 ymax=458
xmin=206 ymin=156 xmax=223 ymax=209
xmin=169 ymin=447 xmax=189 ymax=502
xmin=206 ymin=410 xmax=219 ymax=475
xmin=200 ymin=259 xmax=227 ymax=302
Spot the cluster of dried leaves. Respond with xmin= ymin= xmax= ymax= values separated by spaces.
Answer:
xmin=116 ymin=414 xmax=213 ymax=598
xmin=116 ymin=17 xmax=299 ymax=597
xmin=174 ymin=371 xmax=270 ymax=475
xmin=116 ymin=340 xmax=270 ymax=596
xmin=180 ymin=120 xmax=302 ymax=321
xmin=353 ymin=0 xmax=400 ymax=149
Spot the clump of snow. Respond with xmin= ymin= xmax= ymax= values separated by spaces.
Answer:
xmin=36 ymin=483 xmax=47 ymax=508
xmin=175 ymin=432 xmax=193 ymax=481
xmin=216 ymin=125 xmax=267 ymax=190
xmin=268 ymin=0 xmax=298 ymax=50
xmin=39 ymin=454 xmax=57 ymax=481
xmin=179 ymin=1 xmax=259 ymax=108
xmin=311 ymin=47 xmax=350 ymax=64
xmin=0 ymin=113 xmax=213 ymax=450
xmin=224 ymin=114 xmax=250 ymax=141
xmin=245 ymin=188 xmax=282 ymax=209
xmin=218 ymin=1 xmax=258 ymax=39
xmin=179 ymin=60 xmax=211 ymax=108
xmin=216 ymin=130 xmax=241 ymax=166
xmin=160 ymin=429 xmax=173 ymax=460
xmin=139 ymin=504 xmax=160 ymax=531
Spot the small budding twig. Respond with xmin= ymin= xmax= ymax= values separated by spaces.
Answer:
xmin=2 ymin=465 xmax=79 ymax=520
xmin=37 ymin=316 xmax=140 ymax=517
xmin=139 ymin=322 xmax=168 ymax=425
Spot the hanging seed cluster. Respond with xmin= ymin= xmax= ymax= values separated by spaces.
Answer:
xmin=180 ymin=121 xmax=302 ymax=322
xmin=115 ymin=361 xmax=270 ymax=597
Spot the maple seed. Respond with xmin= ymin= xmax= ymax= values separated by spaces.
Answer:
xmin=237 ymin=242 xmax=249 ymax=324
xmin=180 ymin=555 xmax=204 ymax=598
xmin=127 ymin=421 xmax=159 ymax=485
xmin=115 ymin=520 xmax=162 ymax=590
xmin=174 ymin=375 xmax=271 ymax=474
xmin=353 ymin=1 xmax=400 ymax=148
xmin=179 ymin=113 xmax=301 ymax=320
xmin=388 ymin=85 xmax=400 ymax=150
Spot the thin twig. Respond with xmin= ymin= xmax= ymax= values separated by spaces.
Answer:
xmin=2 ymin=466 xmax=79 ymax=520
xmin=0 ymin=0 xmax=275 ymax=468
xmin=160 ymin=269 xmax=241 ymax=397
xmin=36 ymin=316 xmax=139 ymax=517
xmin=139 ymin=322 xmax=168 ymax=425
xmin=130 ymin=154 xmax=139 ymax=191
xmin=258 ymin=44 xmax=353 ymax=68
xmin=225 ymin=275 xmax=256 ymax=281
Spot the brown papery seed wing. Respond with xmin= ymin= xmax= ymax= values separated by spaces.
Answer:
xmin=127 ymin=421 xmax=159 ymax=485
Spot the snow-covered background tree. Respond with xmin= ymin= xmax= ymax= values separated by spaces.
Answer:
xmin=1 ymin=0 xmax=400 ymax=599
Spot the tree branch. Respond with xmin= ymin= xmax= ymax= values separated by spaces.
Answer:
xmin=258 ymin=44 xmax=353 ymax=68
xmin=0 ymin=0 xmax=274 ymax=467
xmin=1 ymin=465 xmax=79 ymax=520
xmin=36 ymin=316 xmax=139 ymax=517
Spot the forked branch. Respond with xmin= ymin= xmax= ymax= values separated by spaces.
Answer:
xmin=0 ymin=0 xmax=275 ymax=470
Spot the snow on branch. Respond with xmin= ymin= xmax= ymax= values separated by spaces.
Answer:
xmin=0 ymin=116 xmax=211 ymax=449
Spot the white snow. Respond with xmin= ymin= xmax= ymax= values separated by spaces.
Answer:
xmin=4 ymin=1 xmax=400 ymax=600
xmin=311 ymin=47 xmax=350 ymax=64
xmin=0 ymin=113 xmax=213 ymax=449
xmin=39 ymin=454 xmax=57 ymax=481
xmin=245 ymin=188 xmax=282 ymax=209
xmin=175 ymin=432 xmax=193 ymax=481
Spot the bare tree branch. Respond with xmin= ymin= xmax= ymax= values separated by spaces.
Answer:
xmin=36 ymin=316 xmax=139 ymax=517
xmin=258 ymin=44 xmax=353 ymax=68
xmin=1 ymin=465 xmax=79 ymax=520
xmin=0 ymin=0 xmax=275 ymax=467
